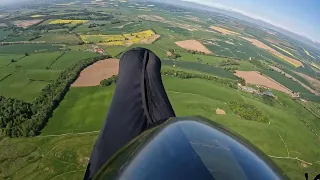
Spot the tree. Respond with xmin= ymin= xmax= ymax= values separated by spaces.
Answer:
xmin=11 ymin=59 xmax=15 ymax=63
xmin=25 ymin=53 xmax=29 ymax=56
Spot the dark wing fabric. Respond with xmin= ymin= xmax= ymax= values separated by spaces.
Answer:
xmin=84 ymin=48 xmax=176 ymax=180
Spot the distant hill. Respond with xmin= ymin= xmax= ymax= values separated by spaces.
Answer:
xmin=146 ymin=0 xmax=320 ymax=52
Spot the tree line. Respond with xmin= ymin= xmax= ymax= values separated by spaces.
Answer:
xmin=161 ymin=67 xmax=240 ymax=89
xmin=0 ymin=55 xmax=110 ymax=137
xmin=100 ymin=75 xmax=118 ymax=87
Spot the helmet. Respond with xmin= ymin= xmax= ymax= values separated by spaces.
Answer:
xmin=94 ymin=117 xmax=287 ymax=180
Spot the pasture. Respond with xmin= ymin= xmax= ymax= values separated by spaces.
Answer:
xmin=41 ymin=86 xmax=115 ymax=135
xmin=162 ymin=59 xmax=238 ymax=80
xmin=0 ymin=44 xmax=64 ymax=54
xmin=0 ymin=51 xmax=97 ymax=101
xmin=35 ymin=33 xmax=83 ymax=44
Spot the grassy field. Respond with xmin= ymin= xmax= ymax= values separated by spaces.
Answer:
xmin=0 ymin=133 xmax=97 ymax=180
xmin=36 ymin=33 xmax=83 ymax=44
xmin=2 ymin=75 xmax=320 ymax=179
xmin=0 ymin=44 xmax=64 ymax=54
xmin=103 ymin=46 xmax=127 ymax=57
xmin=41 ymin=86 xmax=115 ymax=135
xmin=162 ymin=59 xmax=239 ymax=80
xmin=0 ymin=51 xmax=97 ymax=101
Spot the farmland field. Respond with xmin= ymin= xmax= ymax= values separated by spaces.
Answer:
xmin=35 ymin=33 xmax=83 ymax=44
xmin=1 ymin=0 xmax=320 ymax=180
xmin=162 ymin=59 xmax=238 ymax=80
xmin=0 ymin=51 xmax=97 ymax=101
xmin=0 ymin=44 xmax=64 ymax=54
xmin=49 ymin=19 xmax=88 ymax=25
xmin=3 ymin=75 xmax=319 ymax=179
xmin=80 ymin=29 xmax=159 ymax=46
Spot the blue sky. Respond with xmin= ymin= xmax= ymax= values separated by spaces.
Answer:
xmin=186 ymin=0 xmax=320 ymax=42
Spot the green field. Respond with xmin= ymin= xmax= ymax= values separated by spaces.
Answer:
xmin=35 ymin=33 xmax=83 ymax=44
xmin=41 ymin=86 xmax=115 ymax=135
xmin=0 ymin=44 xmax=64 ymax=54
xmin=162 ymin=59 xmax=238 ymax=80
xmin=0 ymin=51 xmax=97 ymax=101
xmin=2 ymin=75 xmax=319 ymax=179
xmin=0 ymin=29 xmax=11 ymax=41
xmin=261 ymin=69 xmax=313 ymax=94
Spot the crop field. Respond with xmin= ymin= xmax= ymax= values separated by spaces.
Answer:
xmin=261 ymin=69 xmax=313 ymax=94
xmin=311 ymin=63 xmax=320 ymax=70
xmin=80 ymin=30 xmax=159 ymax=46
xmin=270 ymin=44 xmax=297 ymax=58
xmin=209 ymin=26 xmax=240 ymax=35
xmin=35 ymin=33 xmax=82 ymax=44
xmin=304 ymin=49 xmax=316 ymax=59
xmin=0 ymin=44 xmax=64 ymax=54
xmin=49 ymin=19 xmax=88 ymax=25
xmin=103 ymin=46 xmax=127 ymax=57
xmin=162 ymin=59 xmax=238 ymax=80
xmin=0 ymin=51 xmax=97 ymax=101
xmin=41 ymin=86 xmax=115 ymax=135
xmin=241 ymin=37 xmax=304 ymax=67
xmin=277 ymin=67 xmax=316 ymax=91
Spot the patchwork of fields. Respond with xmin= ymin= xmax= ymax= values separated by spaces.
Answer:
xmin=0 ymin=51 xmax=97 ymax=101
xmin=1 ymin=1 xmax=320 ymax=180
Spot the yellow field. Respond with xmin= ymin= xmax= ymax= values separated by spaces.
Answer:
xmin=81 ymin=30 xmax=158 ymax=46
xmin=49 ymin=19 xmax=88 ymax=25
xmin=271 ymin=44 xmax=296 ymax=58
xmin=304 ymin=49 xmax=315 ymax=59
xmin=210 ymin=26 xmax=239 ymax=35
xmin=311 ymin=63 xmax=320 ymax=70
xmin=31 ymin=15 xmax=44 ymax=18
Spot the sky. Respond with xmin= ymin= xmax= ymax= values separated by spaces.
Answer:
xmin=0 ymin=0 xmax=319 ymax=42
xmin=185 ymin=0 xmax=320 ymax=42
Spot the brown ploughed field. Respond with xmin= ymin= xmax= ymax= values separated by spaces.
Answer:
xmin=72 ymin=58 xmax=119 ymax=87
xmin=175 ymin=40 xmax=212 ymax=54
xmin=235 ymin=70 xmax=293 ymax=96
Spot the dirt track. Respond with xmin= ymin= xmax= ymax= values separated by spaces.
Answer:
xmin=175 ymin=40 xmax=212 ymax=54
xmin=235 ymin=70 xmax=293 ymax=96
xmin=72 ymin=58 xmax=119 ymax=87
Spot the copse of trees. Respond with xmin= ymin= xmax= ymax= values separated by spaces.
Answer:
xmin=167 ymin=49 xmax=181 ymax=59
xmin=218 ymin=59 xmax=240 ymax=66
xmin=228 ymin=101 xmax=269 ymax=123
xmin=100 ymin=75 xmax=118 ymax=86
xmin=0 ymin=55 xmax=110 ymax=137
